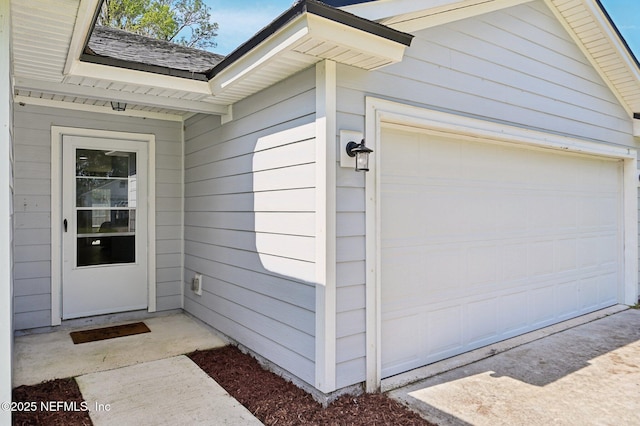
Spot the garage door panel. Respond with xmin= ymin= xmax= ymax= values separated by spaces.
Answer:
xmin=496 ymin=195 xmax=530 ymax=231
xmin=529 ymin=285 xmax=557 ymax=327
xmin=554 ymin=239 xmax=578 ymax=272
xmin=381 ymin=246 xmax=423 ymax=303
xmin=467 ymin=245 xmax=499 ymax=286
xmin=600 ymin=235 xmax=618 ymax=264
xmin=465 ymin=298 xmax=498 ymax=346
xmin=381 ymin=131 xmax=421 ymax=177
xmin=556 ymin=281 xmax=579 ymax=319
xmin=530 ymin=193 xmax=577 ymax=231
xmin=579 ymin=276 xmax=601 ymax=311
xmin=381 ymin=313 xmax=422 ymax=377
xmin=498 ymin=292 xmax=529 ymax=334
xmin=553 ymin=196 xmax=579 ymax=229
xmin=380 ymin=127 xmax=622 ymax=379
xmin=577 ymin=237 xmax=602 ymax=268
xmin=424 ymin=247 xmax=463 ymax=293
xmin=502 ymin=243 xmax=529 ymax=281
xmin=528 ymin=241 xmax=556 ymax=276
xmin=382 ymin=247 xmax=463 ymax=309
xmin=427 ymin=306 xmax=463 ymax=359
xmin=598 ymin=273 xmax=618 ymax=305
xmin=381 ymin=189 xmax=424 ymax=242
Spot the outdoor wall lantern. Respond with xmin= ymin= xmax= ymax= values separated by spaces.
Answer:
xmin=110 ymin=101 xmax=127 ymax=112
xmin=346 ymin=139 xmax=373 ymax=172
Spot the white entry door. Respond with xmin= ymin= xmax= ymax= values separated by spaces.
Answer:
xmin=62 ymin=136 xmax=148 ymax=319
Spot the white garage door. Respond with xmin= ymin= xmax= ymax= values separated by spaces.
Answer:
xmin=380 ymin=125 xmax=623 ymax=378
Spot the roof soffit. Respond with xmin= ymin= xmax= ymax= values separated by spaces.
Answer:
xmin=544 ymin=0 xmax=640 ymax=116
xmin=208 ymin=12 xmax=412 ymax=99
xmin=13 ymin=0 xmax=413 ymax=115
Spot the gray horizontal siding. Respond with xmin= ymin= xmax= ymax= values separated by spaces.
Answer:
xmin=183 ymin=67 xmax=318 ymax=386
xmin=334 ymin=0 xmax=636 ymax=388
xmin=12 ymin=104 xmax=183 ymax=330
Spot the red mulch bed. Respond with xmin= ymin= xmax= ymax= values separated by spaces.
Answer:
xmin=11 ymin=378 xmax=92 ymax=426
xmin=188 ymin=345 xmax=434 ymax=425
xmin=11 ymin=345 xmax=434 ymax=425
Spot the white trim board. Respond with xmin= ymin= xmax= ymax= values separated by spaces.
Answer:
xmin=50 ymin=126 xmax=157 ymax=326
xmin=363 ymin=97 xmax=639 ymax=391
xmin=0 ymin=0 xmax=14 ymax=423
xmin=314 ymin=60 xmax=338 ymax=392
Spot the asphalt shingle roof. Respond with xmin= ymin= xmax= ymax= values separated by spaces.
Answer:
xmin=86 ymin=25 xmax=225 ymax=74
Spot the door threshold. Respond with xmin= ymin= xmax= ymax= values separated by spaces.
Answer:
xmin=16 ymin=309 xmax=182 ymax=336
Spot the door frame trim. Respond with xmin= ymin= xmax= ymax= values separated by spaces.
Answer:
xmin=51 ymin=126 xmax=156 ymax=325
xmin=363 ymin=97 xmax=638 ymax=391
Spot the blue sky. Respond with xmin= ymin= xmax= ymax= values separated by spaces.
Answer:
xmin=203 ymin=0 xmax=293 ymax=54
xmin=204 ymin=0 xmax=639 ymax=60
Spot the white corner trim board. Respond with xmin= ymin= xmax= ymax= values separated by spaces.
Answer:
xmin=314 ymin=60 xmax=338 ymax=393
xmin=0 ymin=0 xmax=14 ymax=422
xmin=363 ymin=97 xmax=639 ymax=392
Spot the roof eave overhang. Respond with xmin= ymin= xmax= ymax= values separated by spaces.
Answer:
xmin=544 ymin=0 xmax=640 ymax=118
xmin=60 ymin=0 xmax=412 ymax=115
xmin=208 ymin=10 xmax=412 ymax=102
xmin=78 ymin=53 xmax=210 ymax=81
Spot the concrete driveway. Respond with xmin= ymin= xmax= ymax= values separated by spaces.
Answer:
xmin=389 ymin=308 xmax=640 ymax=426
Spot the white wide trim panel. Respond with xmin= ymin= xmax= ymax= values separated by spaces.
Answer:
xmin=364 ymin=97 xmax=638 ymax=391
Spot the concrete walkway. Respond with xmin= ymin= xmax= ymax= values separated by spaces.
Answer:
xmin=14 ymin=308 xmax=640 ymax=425
xmin=13 ymin=313 xmax=262 ymax=425
xmin=389 ymin=308 xmax=640 ymax=426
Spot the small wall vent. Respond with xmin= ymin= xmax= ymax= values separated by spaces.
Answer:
xmin=192 ymin=274 xmax=203 ymax=296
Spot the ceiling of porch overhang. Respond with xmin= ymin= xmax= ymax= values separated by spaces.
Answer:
xmin=10 ymin=0 xmax=412 ymax=121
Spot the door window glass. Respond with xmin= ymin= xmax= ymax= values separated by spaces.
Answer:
xmin=75 ymin=149 xmax=137 ymax=266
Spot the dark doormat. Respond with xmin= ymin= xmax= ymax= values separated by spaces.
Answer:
xmin=70 ymin=322 xmax=150 ymax=344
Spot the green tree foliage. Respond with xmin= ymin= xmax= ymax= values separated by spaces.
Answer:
xmin=97 ymin=0 xmax=218 ymax=49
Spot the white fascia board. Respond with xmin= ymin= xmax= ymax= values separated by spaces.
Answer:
xmin=63 ymin=0 xmax=101 ymax=75
xmin=384 ymin=0 xmax=534 ymax=33
xmin=15 ymin=77 xmax=228 ymax=115
xmin=341 ymin=0 xmax=461 ymax=21
xmin=67 ymin=59 xmax=212 ymax=95
xmin=342 ymin=0 xmax=530 ymax=23
xmin=209 ymin=15 xmax=311 ymax=94
xmin=634 ymin=118 xmax=640 ymax=137
xmin=304 ymin=14 xmax=407 ymax=64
